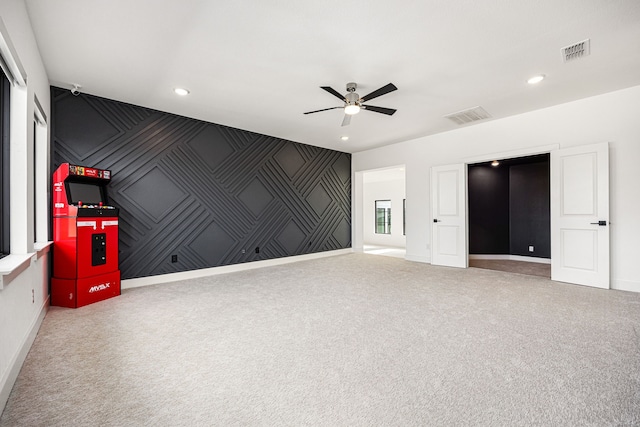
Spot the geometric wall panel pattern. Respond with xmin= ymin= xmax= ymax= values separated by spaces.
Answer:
xmin=120 ymin=166 xmax=188 ymax=221
xmin=51 ymin=87 xmax=351 ymax=279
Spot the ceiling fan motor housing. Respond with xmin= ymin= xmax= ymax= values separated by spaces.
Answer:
xmin=345 ymin=92 xmax=359 ymax=105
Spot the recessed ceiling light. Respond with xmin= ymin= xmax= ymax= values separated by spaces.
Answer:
xmin=340 ymin=136 xmax=349 ymax=141
xmin=174 ymin=87 xmax=190 ymax=96
xmin=491 ymin=160 xmax=500 ymax=167
xmin=527 ymin=75 xmax=545 ymax=85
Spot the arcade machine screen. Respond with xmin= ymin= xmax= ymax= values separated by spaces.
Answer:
xmin=66 ymin=181 xmax=106 ymax=205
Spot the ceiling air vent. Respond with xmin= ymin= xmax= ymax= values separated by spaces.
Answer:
xmin=562 ymin=39 xmax=590 ymax=62
xmin=444 ymin=106 xmax=491 ymax=126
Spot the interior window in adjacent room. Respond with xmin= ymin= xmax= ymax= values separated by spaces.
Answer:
xmin=375 ymin=200 xmax=391 ymax=234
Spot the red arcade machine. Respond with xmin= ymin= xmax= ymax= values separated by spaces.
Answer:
xmin=51 ymin=163 xmax=121 ymax=308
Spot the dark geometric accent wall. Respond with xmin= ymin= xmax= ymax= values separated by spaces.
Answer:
xmin=51 ymin=87 xmax=351 ymax=279
xmin=509 ymin=161 xmax=550 ymax=258
xmin=468 ymin=165 xmax=510 ymax=254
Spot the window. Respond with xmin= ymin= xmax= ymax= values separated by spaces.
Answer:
xmin=1 ymin=25 xmax=28 ymax=257
xmin=375 ymin=200 xmax=391 ymax=234
xmin=0 ymin=67 xmax=9 ymax=256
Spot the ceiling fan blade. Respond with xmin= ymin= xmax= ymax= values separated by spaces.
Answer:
xmin=362 ymin=105 xmax=397 ymax=116
xmin=341 ymin=114 xmax=351 ymax=127
xmin=360 ymin=83 xmax=397 ymax=102
xmin=321 ymin=86 xmax=346 ymax=101
xmin=303 ymin=106 xmax=342 ymax=115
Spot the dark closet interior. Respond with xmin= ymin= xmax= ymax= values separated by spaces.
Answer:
xmin=468 ymin=154 xmax=550 ymax=259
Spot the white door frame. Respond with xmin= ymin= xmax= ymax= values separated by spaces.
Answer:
xmin=354 ymin=166 xmax=407 ymax=254
xmin=456 ymin=145 xmax=558 ymax=269
xmin=462 ymin=145 xmax=560 ymax=171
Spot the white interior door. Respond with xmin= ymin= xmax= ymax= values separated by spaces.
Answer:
xmin=551 ymin=142 xmax=609 ymax=288
xmin=431 ymin=164 xmax=467 ymax=268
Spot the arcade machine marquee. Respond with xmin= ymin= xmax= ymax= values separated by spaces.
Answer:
xmin=52 ymin=163 xmax=121 ymax=308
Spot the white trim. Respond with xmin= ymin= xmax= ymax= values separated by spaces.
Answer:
xmin=34 ymin=95 xmax=46 ymax=124
xmin=469 ymin=254 xmax=551 ymax=264
xmin=0 ymin=17 xmax=27 ymax=86
xmin=9 ymin=83 xmax=31 ymax=253
xmin=33 ymin=241 xmax=52 ymax=257
xmin=0 ymin=254 xmax=33 ymax=289
xmin=34 ymin=115 xmax=50 ymax=243
xmin=463 ymin=144 xmax=559 ymax=165
xmin=122 ymin=248 xmax=353 ymax=290
xmin=611 ymin=279 xmax=640 ymax=293
xmin=0 ymin=243 xmax=52 ymax=289
xmin=0 ymin=296 xmax=48 ymax=414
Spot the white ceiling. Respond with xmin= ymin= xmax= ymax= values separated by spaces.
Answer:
xmin=24 ymin=0 xmax=640 ymax=154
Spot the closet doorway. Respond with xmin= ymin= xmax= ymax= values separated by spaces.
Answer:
xmin=467 ymin=154 xmax=551 ymax=278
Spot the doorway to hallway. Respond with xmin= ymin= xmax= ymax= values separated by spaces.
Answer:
xmin=360 ymin=166 xmax=406 ymax=260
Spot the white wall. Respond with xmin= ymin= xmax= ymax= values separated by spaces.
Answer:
xmin=353 ymin=85 xmax=640 ymax=292
xmin=363 ymin=178 xmax=406 ymax=247
xmin=0 ymin=0 xmax=52 ymax=414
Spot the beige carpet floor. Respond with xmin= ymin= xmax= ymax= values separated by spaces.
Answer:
xmin=469 ymin=259 xmax=551 ymax=278
xmin=1 ymin=253 xmax=639 ymax=426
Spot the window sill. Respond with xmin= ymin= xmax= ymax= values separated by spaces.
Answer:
xmin=0 ymin=241 xmax=52 ymax=290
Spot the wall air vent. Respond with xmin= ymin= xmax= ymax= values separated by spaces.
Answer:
xmin=562 ymin=39 xmax=590 ymax=62
xmin=444 ymin=106 xmax=492 ymax=126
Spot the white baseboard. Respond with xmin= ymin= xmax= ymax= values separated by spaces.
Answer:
xmin=405 ymin=253 xmax=430 ymax=263
xmin=469 ymin=254 xmax=551 ymax=264
xmin=122 ymin=249 xmax=353 ymax=290
xmin=0 ymin=297 xmax=49 ymax=415
xmin=611 ymin=279 xmax=640 ymax=293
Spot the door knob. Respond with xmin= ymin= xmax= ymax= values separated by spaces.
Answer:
xmin=590 ymin=220 xmax=607 ymax=226
xmin=433 ymin=219 xmax=441 ymax=223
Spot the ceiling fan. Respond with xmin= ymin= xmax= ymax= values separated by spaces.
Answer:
xmin=304 ymin=82 xmax=397 ymax=127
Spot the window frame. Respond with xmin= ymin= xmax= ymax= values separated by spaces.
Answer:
xmin=0 ymin=67 xmax=10 ymax=256
xmin=33 ymin=94 xmax=48 ymax=244
xmin=375 ymin=199 xmax=391 ymax=235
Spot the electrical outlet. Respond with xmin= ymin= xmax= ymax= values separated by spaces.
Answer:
xmin=242 ymin=249 xmax=246 ymax=254
xmin=528 ymin=246 xmax=534 ymax=252
xmin=171 ymin=254 xmax=178 ymax=263
xmin=255 ymin=247 xmax=260 ymax=254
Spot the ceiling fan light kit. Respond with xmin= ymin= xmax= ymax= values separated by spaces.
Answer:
xmin=304 ymin=82 xmax=397 ymax=127
xmin=344 ymin=104 xmax=360 ymax=115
